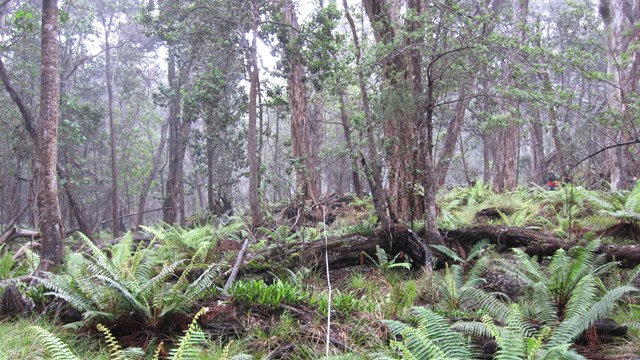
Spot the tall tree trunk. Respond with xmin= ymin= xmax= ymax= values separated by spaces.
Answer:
xmin=163 ymin=49 xmax=181 ymax=224
xmin=492 ymin=0 xmax=528 ymax=192
xmin=104 ymin=26 xmax=120 ymax=237
xmin=363 ymin=0 xmax=421 ymax=223
xmin=338 ymin=93 xmax=362 ymax=196
xmin=281 ymin=0 xmax=320 ymax=217
xmin=599 ymin=0 xmax=640 ymax=191
xmin=37 ymin=0 xmax=64 ymax=270
xmin=247 ymin=0 xmax=262 ymax=226
xmin=57 ymin=164 xmax=92 ymax=239
xmin=136 ymin=120 xmax=168 ymax=229
xmin=530 ymin=115 xmax=545 ymax=185
xmin=344 ymin=0 xmax=391 ymax=229
xmin=435 ymin=85 xmax=472 ymax=188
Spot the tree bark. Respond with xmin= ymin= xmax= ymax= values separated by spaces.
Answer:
xmin=435 ymin=85 xmax=472 ymax=188
xmin=492 ymin=0 xmax=528 ymax=192
xmin=281 ymin=0 xmax=320 ymax=218
xmin=37 ymin=0 xmax=65 ymax=270
xmin=344 ymin=0 xmax=391 ymax=229
xmin=247 ymin=0 xmax=262 ymax=227
xmin=338 ymin=93 xmax=362 ymax=196
xmin=57 ymin=164 xmax=93 ymax=240
xmin=599 ymin=0 xmax=640 ymax=191
xmin=136 ymin=120 xmax=168 ymax=229
xmin=163 ymin=49 xmax=190 ymax=225
xmin=103 ymin=20 xmax=120 ymax=238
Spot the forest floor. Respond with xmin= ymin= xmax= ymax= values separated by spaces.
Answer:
xmin=1 ymin=182 xmax=640 ymax=359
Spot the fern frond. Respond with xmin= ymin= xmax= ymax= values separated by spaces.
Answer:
xmin=412 ymin=307 xmax=472 ymax=359
xmin=30 ymin=326 xmax=81 ymax=360
xmin=625 ymin=263 xmax=640 ymax=286
xmin=563 ymin=275 xmax=597 ymax=321
xmin=137 ymin=259 xmax=185 ymax=296
xmin=451 ymin=320 xmax=492 ymax=339
xmin=429 ymin=244 xmax=464 ymax=263
xmin=549 ymin=285 xmax=638 ymax=346
xmin=183 ymin=261 xmax=220 ymax=300
xmin=97 ymin=323 xmax=127 ymax=360
xmin=467 ymin=239 xmax=491 ymax=261
xmin=529 ymin=283 xmax=558 ymax=325
xmin=94 ymin=275 xmax=151 ymax=318
xmin=168 ymin=307 xmax=209 ymax=360
xmin=40 ymin=275 xmax=95 ymax=313
xmin=78 ymin=233 xmax=120 ymax=277
xmin=465 ymin=256 xmax=489 ymax=286
xmin=459 ymin=287 xmax=509 ymax=322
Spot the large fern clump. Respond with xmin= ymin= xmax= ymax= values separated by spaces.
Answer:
xmin=496 ymin=241 xmax=638 ymax=346
xmin=39 ymin=233 xmax=222 ymax=329
xmin=377 ymin=306 xmax=474 ymax=360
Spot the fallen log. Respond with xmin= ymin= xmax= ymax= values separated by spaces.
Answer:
xmin=244 ymin=224 xmax=433 ymax=273
xmin=445 ymin=225 xmax=640 ymax=268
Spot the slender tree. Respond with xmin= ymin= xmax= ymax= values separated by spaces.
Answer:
xmin=247 ymin=0 xmax=262 ymax=226
xmin=37 ymin=0 xmax=65 ymax=269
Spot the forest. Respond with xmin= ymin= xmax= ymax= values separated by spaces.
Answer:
xmin=0 ymin=0 xmax=639 ymax=359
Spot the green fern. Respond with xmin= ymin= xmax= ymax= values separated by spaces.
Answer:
xmin=438 ymin=260 xmax=509 ymax=321
xmin=40 ymin=231 xmax=222 ymax=328
xmin=167 ymin=307 xmax=209 ymax=360
xmin=383 ymin=307 xmax=473 ymax=359
xmin=97 ymin=323 xmax=127 ymax=360
xmin=30 ymin=326 xmax=81 ymax=360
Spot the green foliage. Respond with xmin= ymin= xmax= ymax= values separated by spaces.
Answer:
xmin=598 ymin=182 xmax=640 ymax=223
xmin=382 ymin=307 xmax=473 ymax=359
xmin=453 ymin=304 xmax=587 ymax=360
xmin=96 ymin=324 xmax=144 ymax=360
xmin=39 ymin=233 xmax=221 ymax=328
xmin=142 ymin=219 xmax=246 ymax=263
xmin=496 ymin=202 xmax=540 ymax=228
xmin=430 ymin=239 xmax=491 ymax=265
xmin=363 ymin=245 xmax=411 ymax=271
xmin=437 ymin=259 xmax=509 ymax=321
xmin=496 ymin=241 xmax=639 ymax=345
xmin=0 ymin=243 xmax=40 ymax=279
xmin=31 ymin=326 xmax=81 ymax=360
xmin=230 ymin=278 xmax=308 ymax=309
xmin=31 ymin=308 xmax=240 ymax=360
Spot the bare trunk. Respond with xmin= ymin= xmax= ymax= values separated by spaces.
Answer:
xmin=338 ymin=93 xmax=362 ymax=196
xmin=37 ymin=0 xmax=64 ymax=270
xmin=57 ymin=164 xmax=92 ymax=239
xmin=162 ymin=49 xmax=190 ymax=224
xmin=493 ymin=0 xmax=528 ymax=192
xmin=435 ymin=86 xmax=471 ymax=188
xmin=530 ymin=117 xmax=545 ymax=185
xmin=136 ymin=120 xmax=168 ymax=228
xmin=104 ymin=28 xmax=120 ymax=237
xmin=599 ymin=0 xmax=640 ymax=191
xmin=282 ymin=0 xmax=319 ymax=218
xmin=247 ymin=0 xmax=262 ymax=226
xmin=344 ymin=0 xmax=390 ymax=229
